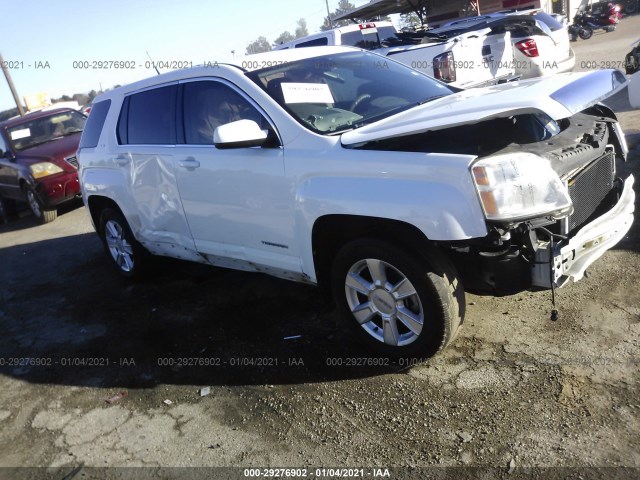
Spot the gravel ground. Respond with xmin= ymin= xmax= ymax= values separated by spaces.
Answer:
xmin=0 ymin=15 xmax=639 ymax=480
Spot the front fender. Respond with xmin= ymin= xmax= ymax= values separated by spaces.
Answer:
xmin=297 ymin=176 xmax=487 ymax=240
xmin=292 ymin=151 xmax=488 ymax=280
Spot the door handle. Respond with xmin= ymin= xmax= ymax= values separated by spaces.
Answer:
xmin=114 ymin=154 xmax=131 ymax=166
xmin=179 ymin=158 xmax=200 ymax=169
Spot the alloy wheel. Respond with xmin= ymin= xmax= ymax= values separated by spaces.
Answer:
xmin=26 ymin=190 xmax=42 ymax=219
xmin=344 ymin=258 xmax=424 ymax=346
xmin=104 ymin=219 xmax=135 ymax=272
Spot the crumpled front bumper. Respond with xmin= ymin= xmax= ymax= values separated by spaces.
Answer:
xmin=532 ymin=174 xmax=635 ymax=288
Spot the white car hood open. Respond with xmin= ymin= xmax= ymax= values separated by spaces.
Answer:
xmin=341 ymin=69 xmax=627 ymax=146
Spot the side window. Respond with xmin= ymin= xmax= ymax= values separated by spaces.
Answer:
xmin=182 ymin=81 xmax=265 ymax=145
xmin=295 ymin=37 xmax=329 ymax=48
xmin=341 ymin=31 xmax=381 ymax=49
xmin=79 ymin=99 xmax=110 ymax=149
xmin=125 ymin=85 xmax=177 ymax=145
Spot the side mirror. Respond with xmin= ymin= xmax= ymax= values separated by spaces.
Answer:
xmin=213 ymin=119 xmax=268 ymax=149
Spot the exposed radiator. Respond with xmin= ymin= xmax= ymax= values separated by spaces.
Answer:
xmin=566 ymin=151 xmax=615 ymax=232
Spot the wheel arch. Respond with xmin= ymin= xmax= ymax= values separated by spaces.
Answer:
xmin=311 ymin=214 xmax=442 ymax=292
xmin=87 ymin=195 xmax=124 ymax=233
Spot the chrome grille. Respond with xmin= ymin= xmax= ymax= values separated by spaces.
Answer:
xmin=566 ymin=151 xmax=614 ymax=231
xmin=65 ymin=156 xmax=79 ymax=169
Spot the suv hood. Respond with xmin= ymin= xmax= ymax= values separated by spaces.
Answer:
xmin=341 ymin=70 xmax=627 ymax=146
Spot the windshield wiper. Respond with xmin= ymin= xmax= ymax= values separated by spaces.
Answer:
xmin=50 ymin=130 xmax=84 ymax=141
xmin=16 ymin=139 xmax=55 ymax=150
xmin=327 ymin=126 xmax=356 ymax=135
xmin=352 ymin=104 xmax=415 ymax=129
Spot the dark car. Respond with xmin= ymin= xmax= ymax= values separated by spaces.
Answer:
xmin=0 ymin=108 xmax=85 ymax=223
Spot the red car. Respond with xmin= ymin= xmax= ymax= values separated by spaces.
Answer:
xmin=0 ymin=108 xmax=85 ymax=223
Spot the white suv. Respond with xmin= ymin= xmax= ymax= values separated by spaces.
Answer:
xmin=78 ymin=47 xmax=634 ymax=357
xmin=442 ymin=11 xmax=576 ymax=78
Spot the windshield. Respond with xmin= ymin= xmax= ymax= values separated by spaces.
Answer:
xmin=246 ymin=51 xmax=455 ymax=134
xmin=6 ymin=110 xmax=86 ymax=151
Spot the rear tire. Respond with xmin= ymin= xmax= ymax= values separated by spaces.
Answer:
xmin=99 ymin=208 xmax=152 ymax=279
xmin=330 ymin=239 xmax=464 ymax=358
xmin=579 ymin=27 xmax=593 ymax=40
xmin=624 ymin=0 xmax=638 ymax=15
xmin=25 ymin=186 xmax=57 ymax=224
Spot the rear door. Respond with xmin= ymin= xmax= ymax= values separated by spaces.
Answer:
xmin=115 ymin=84 xmax=197 ymax=254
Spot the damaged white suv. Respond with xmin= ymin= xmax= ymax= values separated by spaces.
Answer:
xmin=78 ymin=47 xmax=635 ymax=357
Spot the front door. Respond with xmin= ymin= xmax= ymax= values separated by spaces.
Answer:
xmin=0 ymin=133 xmax=21 ymax=201
xmin=174 ymin=79 xmax=300 ymax=276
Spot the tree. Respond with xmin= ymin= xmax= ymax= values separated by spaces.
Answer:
xmin=320 ymin=0 xmax=356 ymax=31
xmin=0 ymin=108 xmax=19 ymax=122
xmin=399 ymin=12 xmax=422 ymax=30
xmin=72 ymin=93 xmax=90 ymax=106
xmin=407 ymin=0 xmax=435 ymax=25
xmin=295 ymin=18 xmax=308 ymax=38
xmin=246 ymin=36 xmax=272 ymax=55
xmin=274 ymin=31 xmax=295 ymax=46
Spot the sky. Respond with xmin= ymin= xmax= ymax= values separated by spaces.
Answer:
xmin=0 ymin=0 xmax=374 ymax=112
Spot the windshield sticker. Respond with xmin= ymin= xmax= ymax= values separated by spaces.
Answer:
xmin=10 ymin=128 xmax=31 ymax=140
xmin=281 ymin=83 xmax=334 ymax=104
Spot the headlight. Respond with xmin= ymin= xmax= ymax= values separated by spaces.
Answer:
xmin=30 ymin=162 xmax=63 ymax=179
xmin=471 ymin=153 xmax=573 ymax=222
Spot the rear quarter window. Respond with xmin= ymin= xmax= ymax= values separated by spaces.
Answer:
xmin=79 ymin=99 xmax=111 ymax=148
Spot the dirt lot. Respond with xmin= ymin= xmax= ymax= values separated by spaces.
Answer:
xmin=1 ymin=17 xmax=639 ymax=480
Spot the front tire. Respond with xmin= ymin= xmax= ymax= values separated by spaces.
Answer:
xmin=0 ymin=195 xmax=11 ymax=224
xmin=331 ymin=239 xmax=464 ymax=358
xmin=25 ymin=186 xmax=57 ymax=224
xmin=99 ymin=208 xmax=151 ymax=278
